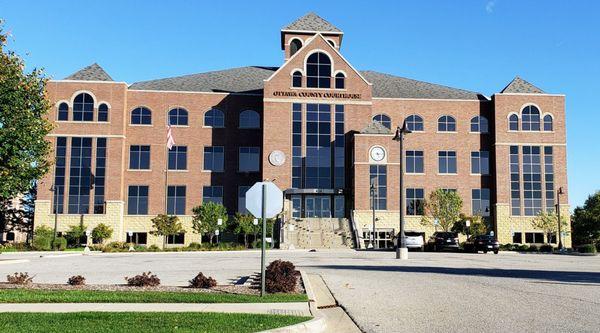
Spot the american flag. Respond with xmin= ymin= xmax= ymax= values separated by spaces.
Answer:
xmin=166 ymin=125 xmax=175 ymax=150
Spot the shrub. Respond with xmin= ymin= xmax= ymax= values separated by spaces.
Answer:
xmin=516 ymin=244 xmax=529 ymax=252
xmin=578 ymin=244 xmax=597 ymax=254
xmin=500 ymin=244 xmax=515 ymax=251
xmin=92 ymin=223 xmax=113 ymax=244
xmin=147 ymin=245 xmax=161 ymax=252
xmin=32 ymin=226 xmax=54 ymax=251
xmin=67 ymin=275 xmax=86 ymax=286
xmin=6 ymin=272 xmax=33 ymax=285
xmin=187 ymin=242 xmax=202 ymax=250
xmin=539 ymin=244 xmax=554 ymax=253
xmin=189 ymin=272 xmax=217 ymax=288
xmin=125 ymin=272 xmax=160 ymax=287
xmin=103 ymin=241 xmax=129 ymax=252
xmin=528 ymin=244 xmax=540 ymax=252
xmin=596 ymin=243 xmax=600 ymax=253
xmin=52 ymin=237 xmax=67 ymax=251
xmin=265 ymin=260 xmax=299 ymax=293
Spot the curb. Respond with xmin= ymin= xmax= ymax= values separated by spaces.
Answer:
xmin=0 ymin=259 xmax=30 ymax=265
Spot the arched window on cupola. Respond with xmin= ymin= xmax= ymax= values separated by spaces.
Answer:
xmin=290 ymin=39 xmax=302 ymax=57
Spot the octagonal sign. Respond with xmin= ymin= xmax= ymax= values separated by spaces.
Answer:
xmin=245 ymin=182 xmax=283 ymax=218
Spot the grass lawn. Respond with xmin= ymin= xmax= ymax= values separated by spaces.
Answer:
xmin=0 ymin=289 xmax=308 ymax=303
xmin=0 ymin=312 xmax=311 ymax=333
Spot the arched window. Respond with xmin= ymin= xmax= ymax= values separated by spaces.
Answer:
xmin=57 ymin=102 xmax=69 ymax=121
xmin=509 ymin=114 xmax=519 ymax=131
xmin=327 ymin=40 xmax=336 ymax=48
xmin=306 ymin=52 xmax=331 ymax=88
xmin=292 ymin=71 xmax=302 ymax=88
xmin=290 ymin=39 xmax=302 ymax=57
xmin=131 ymin=107 xmax=152 ymax=125
xmin=522 ymin=105 xmax=541 ymax=131
xmin=239 ymin=110 xmax=260 ymax=129
xmin=405 ymin=115 xmax=424 ymax=132
xmin=335 ymin=73 xmax=345 ymax=89
xmin=98 ymin=103 xmax=109 ymax=122
xmin=204 ymin=108 xmax=224 ymax=128
xmin=438 ymin=115 xmax=456 ymax=132
xmin=372 ymin=114 xmax=391 ymax=129
xmin=73 ymin=93 xmax=94 ymax=121
xmin=168 ymin=108 xmax=188 ymax=126
xmin=543 ymin=114 xmax=553 ymax=131
xmin=470 ymin=116 xmax=488 ymax=133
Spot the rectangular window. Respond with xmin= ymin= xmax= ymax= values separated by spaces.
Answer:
xmin=406 ymin=188 xmax=424 ymax=215
xmin=126 ymin=232 xmax=147 ymax=245
xmin=438 ymin=151 xmax=457 ymax=174
xmin=544 ymin=146 xmax=555 ymax=213
xmin=128 ymin=185 xmax=149 ymax=215
xmin=510 ymin=146 xmax=521 ymax=215
xmin=334 ymin=195 xmax=345 ymax=218
xmin=291 ymin=195 xmax=302 ymax=218
xmin=305 ymin=104 xmax=331 ymax=189
xmin=93 ymin=138 xmax=107 ymax=214
xmin=129 ymin=145 xmax=150 ymax=170
xmin=523 ymin=146 xmax=542 ymax=216
xmin=472 ymin=188 xmax=490 ymax=216
xmin=68 ymin=137 xmax=93 ymax=214
xmin=239 ymin=147 xmax=260 ymax=172
xmin=470 ymin=151 xmax=489 ymax=175
xmin=406 ymin=151 xmax=424 ymax=173
xmin=203 ymin=146 xmax=224 ymax=172
xmin=167 ymin=233 xmax=185 ymax=245
xmin=53 ymin=137 xmax=67 ymax=214
xmin=334 ymin=105 xmax=345 ymax=188
xmin=203 ymin=186 xmax=223 ymax=205
xmin=292 ymin=103 xmax=302 ymax=188
xmin=238 ymin=186 xmax=250 ymax=213
xmin=167 ymin=186 xmax=186 ymax=215
xmin=369 ymin=165 xmax=387 ymax=210
xmin=168 ymin=146 xmax=187 ymax=170
xmin=525 ymin=232 xmax=544 ymax=243
xmin=512 ymin=232 xmax=522 ymax=244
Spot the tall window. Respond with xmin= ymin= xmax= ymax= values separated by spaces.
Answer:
xmin=58 ymin=103 xmax=69 ymax=121
xmin=98 ymin=103 xmax=109 ymax=122
xmin=73 ymin=93 xmax=94 ymax=121
xmin=53 ymin=137 xmax=67 ymax=213
xmin=334 ymin=105 xmax=345 ymax=188
xmin=372 ymin=114 xmax=391 ymax=129
xmin=239 ymin=110 xmax=260 ymax=129
xmin=370 ymin=165 xmax=387 ymax=210
xmin=168 ymin=146 xmax=187 ymax=170
xmin=290 ymin=39 xmax=302 ymax=57
xmin=168 ymin=108 xmax=188 ymax=126
xmin=438 ymin=151 xmax=457 ymax=174
xmin=306 ymin=52 xmax=331 ymax=88
xmin=167 ymin=185 xmax=186 ymax=215
xmin=131 ymin=107 xmax=152 ymax=125
xmin=203 ymin=186 xmax=223 ymax=204
xmin=128 ymin=185 xmax=149 ymax=215
xmin=510 ymin=146 xmax=521 ymax=215
xmin=523 ymin=146 xmax=542 ymax=216
xmin=472 ymin=189 xmax=490 ymax=216
xmin=406 ymin=151 xmax=424 ymax=174
xmin=203 ymin=146 xmax=224 ymax=172
xmin=238 ymin=186 xmax=250 ymax=213
xmin=204 ymin=109 xmax=224 ymax=128
xmin=292 ymin=103 xmax=302 ymax=188
xmin=509 ymin=114 xmax=519 ymax=131
xmin=544 ymin=147 xmax=554 ymax=213
xmin=470 ymin=116 xmax=488 ymax=133
xmin=239 ymin=147 xmax=260 ymax=172
xmin=292 ymin=71 xmax=302 ymax=88
xmin=438 ymin=115 xmax=456 ymax=132
xmin=93 ymin=138 xmax=107 ymax=214
xmin=129 ymin=145 xmax=150 ymax=170
xmin=305 ymin=104 xmax=331 ymax=188
xmin=68 ymin=137 xmax=92 ymax=214
xmin=522 ymin=105 xmax=541 ymax=131
xmin=543 ymin=115 xmax=553 ymax=131
xmin=335 ymin=73 xmax=345 ymax=89
xmin=406 ymin=188 xmax=424 ymax=215
xmin=470 ymin=151 xmax=490 ymax=175
xmin=405 ymin=115 xmax=424 ymax=131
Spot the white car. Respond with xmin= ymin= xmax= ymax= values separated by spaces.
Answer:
xmin=394 ymin=231 xmax=425 ymax=251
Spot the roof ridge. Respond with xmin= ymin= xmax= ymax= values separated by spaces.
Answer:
xmin=500 ymin=76 xmax=545 ymax=94
xmin=65 ymin=63 xmax=113 ymax=81
xmin=283 ymin=12 xmax=342 ymax=33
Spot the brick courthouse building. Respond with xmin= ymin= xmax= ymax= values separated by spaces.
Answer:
xmin=35 ymin=13 xmax=570 ymax=248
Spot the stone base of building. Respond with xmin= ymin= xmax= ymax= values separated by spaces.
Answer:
xmin=280 ymin=218 xmax=354 ymax=249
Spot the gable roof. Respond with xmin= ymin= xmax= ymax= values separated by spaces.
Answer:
xmin=64 ymin=63 xmax=113 ymax=81
xmin=361 ymin=121 xmax=392 ymax=134
xmin=283 ymin=12 xmax=342 ymax=33
xmin=500 ymin=76 xmax=545 ymax=94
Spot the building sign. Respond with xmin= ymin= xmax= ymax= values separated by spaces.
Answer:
xmin=272 ymin=91 xmax=361 ymax=99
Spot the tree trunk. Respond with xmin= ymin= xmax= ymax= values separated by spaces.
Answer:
xmin=163 ymin=235 xmax=166 ymax=249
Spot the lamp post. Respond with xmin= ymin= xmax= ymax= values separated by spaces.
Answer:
xmin=217 ymin=218 xmax=223 ymax=244
xmin=370 ymin=182 xmax=377 ymax=249
xmin=49 ymin=184 xmax=60 ymax=246
xmin=393 ymin=122 xmax=412 ymax=260
xmin=556 ymin=187 xmax=564 ymax=250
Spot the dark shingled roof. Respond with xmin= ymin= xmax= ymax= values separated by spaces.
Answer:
xmin=283 ymin=12 xmax=342 ymax=33
xmin=65 ymin=63 xmax=113 ymax=81
xmin=361 ymin=121 xmax=392 ymax=134
xmin=500 ymin=76 xmax=545 ymax=94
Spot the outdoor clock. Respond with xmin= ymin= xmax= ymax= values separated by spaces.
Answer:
xmin=269 ymin=150 xmax=286 ymax=166
xmin=370 ymin=146 xmax=386 ymax=162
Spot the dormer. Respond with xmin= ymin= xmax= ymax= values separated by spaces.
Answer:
xmin=281 ymin=12 xmax=343 ymax=60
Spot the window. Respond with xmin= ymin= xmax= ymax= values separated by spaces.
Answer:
xmin=543 ymin=115 xmax=553 ymax=131
xmin=523 ymin=146 xmax=542 ymax=216
xmin=438 ymin=151 xmax=457 ymax=174
xmin=203 ymin=146 xmax=224 ymax=172
xmin=6 ymin=232 xmax=15 ymax=241
xmin=405 ymin=115 xmax=424 ymax=131
xmin=53 ymin=137 xmax=67 ymax=213
xmin=470 ymin=116 xmax=488 ymax=133
xmin=472 ymin=189 xmax=490 ymax=216
xmin=290 ymin=39 xmax=302 ymax=57
xmin=306 ymin=52 xmax=331 ymax=88
xmin=126 ymin=232 xmax=147 ymax=245
xmin=168 ymin=146 xmax=187 ymax=170
xmin=334 ymin=105 xmax=345 ymax=188
xmin=335 ymin=73 xmax=345 ymax=89
xmin=512 ymin=232 xmax=522 ymax=244
xmin=168 ymin=108 xmax=188 ymax=126
xmin=370 ymin=165 xmax=387 ymax=210
xmin=73 ymin=93 xmax=94 ymax=121
xmin=292 ymin=103 xmax=302 ymax=188
xmin=305 ymin=104 xmax=331 ymax=189
xmin=522 ymin=105 xmax=541 ymax=131
xmin=509 ymin=114 xmax=519 ymax=131
xmin=167 ymin=186 xmax=186 ymax=215
xmin=58 ymin=103 xmax=69 ymax=121
xmin=291 ymin=195 xmax=302 ymax=218
xmin=544 ymin=147 xmax=554 ymax=213
xmin=525 ymin=232 xmax=544 ymax=244
xmin=372 ymin=114 xmax=391 ymax=129
xmin=238 ymin=186 xmax=250 ymax=213
xmin=239 ymin=147 xmax=260 ymax=172
xmin=510 ymin=146 xmax=521 ymax=215
xmin=334 ymin=195 xmax=345 ymax=218
xmin=98 ymin=103 xmax=109 ymax=122
xmin=239 ymin=110 xmax=260 ymax=129
xmin=129 ymin=145 xmax=151 ymax=170
xmin=93 ymin=138 xmax=107 ymax=214
xmin=406 ymin=188 xmax=424 ymax=215
xmin=292 ymin=71 xmax=302 ymax=87
xmin=127 ymin=185 xmax=148 ymax=215
xmin=203 ymin=186 xmax=223 ymax=204
xmin=68 ymin=137 xmax=92 ymax=214
xmin=204 ymin=108 xmax=224 ymax=128
xmin=131 ymin=107 xmax=152 ymax=125
xmin=471 ymin=151 xmax=490 ymax=175
xmin=438 ymin=115 xmax=456 ymax=132
xmin=406 ymin=151 xmax=424 ymax=173
xmin=167 ymin=233 xmax=185 ymax=245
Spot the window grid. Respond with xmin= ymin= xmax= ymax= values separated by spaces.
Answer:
xmin=406 ymin=151 xmax=424 ymax=174
xmin=509 ymin=114 xmax=519 ymax=131
xmin=438 ymin=115 xmax=456 ymax=132
xmin=58 ymin=103 xmax=69 ymax=121
xmin=292 ymin=103 xmax=302 ymax=188
xmin=73 ymin=93 xmax=94 ymax=121
xmin=167 ymin=186 xmax=186 ymax=215
xmin=306 ymin=52 xmax=331 ymax=88
xmin=334 ymin=105 xmax=345 ymax=189
xmin=127 ymin=185 xmax=149 ymax=215
xmin=543 ymin=115 xmax=553 ymax=131
xmin=205 ymin=109 xmax=224 ymax=127
xmin=292 ymin=71 xmax=302 ymax=88
xmin=523 ymin=146 xmax=542 ymax=216
xmin=472 ymin=188 xmax=490 ymax=216
xmin=93 ymin=138 xmax=107 ymax=214
xmin=406 ymin=188 xmax=425 ymax=215
xmin=131 ymin=107 xmax=152 ymax=125
xmin=53 ymin=137 xmax=67 ymax=213
xmin=470 ymin=151 xmax=490 ymax=175
xmin=470 ymin=116 xmax=488 ymax=133
xmin=203 ymin=186 xmax=223 ymax=205
xmin=168 ymin=146 xmax=187 ymax=170
xmin=405 ymin=115 xmax=424 ymax=131
xmin=305 ymin=104 xmax=331 ymax=189
xmin=372 ymin=114 xmax=391 ymax=129
xmin=510 ymin=146 xmax=521 ymax=215
xmin=335 ymin=73 xmax=345 ymax=89
xmin=203 ymin=146 xmax=224 ymax=172
xmin=238 ymin=186 xmax=250 ymax=214
xmin=168 ymin=108 xmax=188 ymax=126
xmin=522 ymin=105 xmax=541 ymax=131
xmin=239 ymin=110 xmax=260 ymax=129
xmin=544 ymin=147 xmax=554 ymax=213
xmin=239 ymin=147 xmax=260 ymax=172
xmin=68 ymin=137 xmax=93 ymax=214
xmin=438 ymin=151 xmax=457 ymax=174
xmin=98 ymin=104 xmax=109 ymax=122
xmin=129 ymin=145 xmax=151 ymax=170
xmin=369 ymin=165 xmax=387 ymax=210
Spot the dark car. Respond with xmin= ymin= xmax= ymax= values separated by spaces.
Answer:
xmin=427 ymin=232 xmax=459 ymax=251
xmin=463 ymin=235 xmax=500 ymax=254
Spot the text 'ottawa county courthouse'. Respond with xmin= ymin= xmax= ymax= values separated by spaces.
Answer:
xmin=35 ymin=13 xmax=570 ymax=248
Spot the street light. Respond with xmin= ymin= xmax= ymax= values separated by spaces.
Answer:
xmin=49 ymin=184 xmax=60 ymax=246
xmin=393 ymin=121 xmax=412 ymax=260
xmin=370 ymin=181 xmax=377 ymax=249
xmin=556 ymin=187 xmax=564 ymax=250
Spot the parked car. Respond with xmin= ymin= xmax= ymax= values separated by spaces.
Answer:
xmin=394 ymin=231 xmax=425 ymax=251
xmin=427 ymin=232 xmax=459 ymax=251
xmin=463 ymin=235 xmax=500 ymax=254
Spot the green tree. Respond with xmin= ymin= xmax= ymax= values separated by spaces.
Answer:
xmin=230 ymin=213 xmax=255 ymax=248
xmin=65 ymin=222 xmax=87 ymax=247
xmin=531 ymin=210 xmax=569 ymax=245
xmin=572 ymin=191 xmax=600 ymax=246
xmin=91 ymin=223 xmax=113 ymax=244
xmin=452 ymin=214 xmax=488 ymax=237
xmin=420 ymin=189 xmax=463 ymax=232
xmin=191 ymin=202 xmax=228 ymax=244
xmin=150 ymin=214 xmax=185 ymax=249
xmin=32 ymin=225 xmax=53 ymax=250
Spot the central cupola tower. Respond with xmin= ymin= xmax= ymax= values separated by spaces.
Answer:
xmin=281 ymin=12 xmax=344 ymax=60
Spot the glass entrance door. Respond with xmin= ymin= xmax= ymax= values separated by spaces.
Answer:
xmin=305 ymin=196 xmax=331 ymax=218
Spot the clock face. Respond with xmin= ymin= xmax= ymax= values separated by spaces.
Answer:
xmin=370 ymin=147 xmax=385 ymax=161
xmin=269 ymin=150 xmax=286 ymax=166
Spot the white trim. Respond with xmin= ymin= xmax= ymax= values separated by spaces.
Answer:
xmin=519 ymin=102 xmax=542 ymax=115
xmin=496 ymin=93 xmax=565 ymax=97
xmin=54 ymin=120 xmax=111 ymax=124
xmin=372 ymin=97 xmax=491 ymax=102
xmin=290 ymin=68 xmax=305 ymax=76
xmin=203 ymin=108 xmax=225 ymax=127
xmin=128 ymin=89 xmax=262 ymax=96
xmin=98 ymin=101 xmax=112 ymax=109
xmin=263 ymin=97 xmax=372 ymax=105
xmin=49 ymin=79 xmax=127 ymax=85
xmin=354 ymin=133 xmax=395 ymax=137
xmin=303 ymin=48 xmax=335 ymax=74
xmin=368 ymin=145 xmax=388 ymax=164
xmin=333 ymin=69 xmax=347 ymax=77
xmin=55 ymin=100 xmax=70 ymax=108
xmin=542 ymin=112 xmax=555 ymax=120
xmin=494 ymin=142 xmax=566 ymax=146
xmin=47 ymin=133 xmax=126 ymax=138
xmin=281 ymin=29 xmax=343 ymax=35
xmin=129 ymin=105 xmax=154 ymax=126
xmin=326 ymin=38 xmax=337 ymax=48
xmin=126 ymin=169 xmax=152 ymax=172
xmin=70 ymin=90 xmax=98 ymax=107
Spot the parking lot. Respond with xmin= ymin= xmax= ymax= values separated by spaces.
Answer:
xmin=2 ymin=249 xmax=599 ymax=332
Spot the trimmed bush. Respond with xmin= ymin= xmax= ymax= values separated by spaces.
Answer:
xmin=528 ymin=244 xmax=540 ymax=252
xmin=265 ymin=260 xmax=299 ymax=293
xmin=539 ymin=244 xmax=554 ymax=253
xmin=103 ymin=242 xmax=129 ymax=252
xmin=578 ymin=244 xmax=597 ymax=254
xmin=125 ymin=272 xmax=160 ymax=287
xmin=32 ymin=226 xmax=54 ymax=251
xmin=516 ymin=244 xmax=529 ymax=252
xmin=147 ymin=245 xmax=161 ymax=252
xmin=52 ymin=237 xmax=67 ymax=251
xmin=189 ymin=272 xmax=217 ymax=289
xmin=67 ymin=275 xmax=86 ymax=286
xmin=7 ymin=272 xmax=33 ymax=285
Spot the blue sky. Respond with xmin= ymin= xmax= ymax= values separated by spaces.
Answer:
xmin=1 ymin=0 xmax=599 ymax=208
